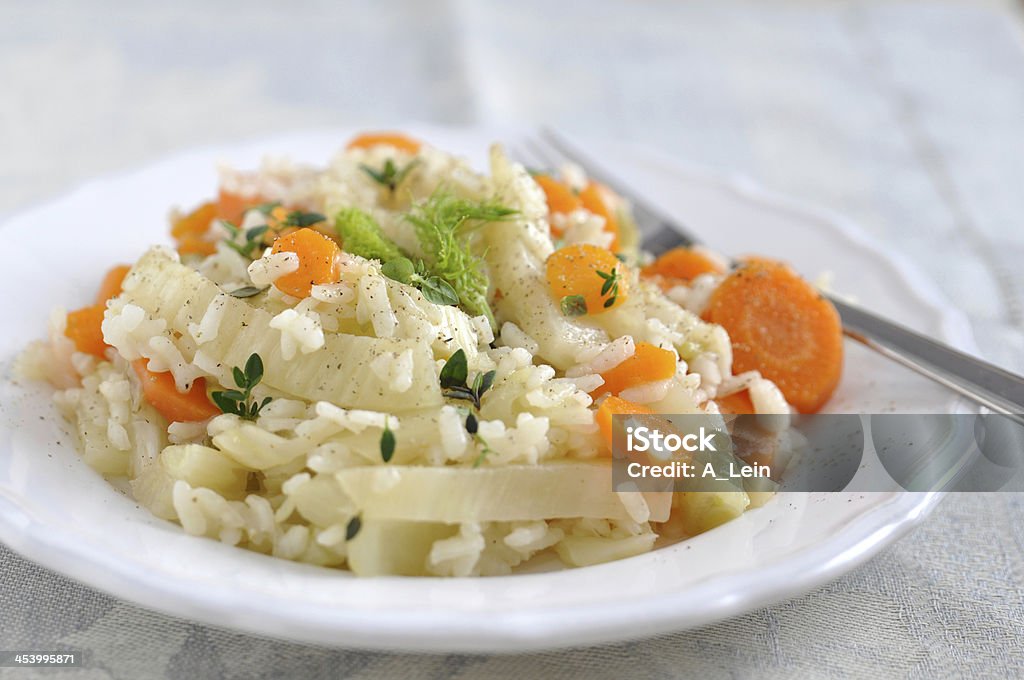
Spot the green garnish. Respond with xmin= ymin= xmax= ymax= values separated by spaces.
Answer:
xmin=405 ymin=191 xmax=517 ymax=327
xmin=560 ymin=294 xmax=587 ymax=317
xmin=439 ymin=349 xmax=469 ymax=389
xmin=380 ymin=257 xmax=416 ymax=283
xmin=335 ymin=209 xmax=460 ymax=307
xmin=335 ymin=207 xmax=405 ymax=263
xmin=380 ymin=256 xmax=459 ymax=306
xmin=345 ymin=515 xmax=362 ymax=541
xmin=596 ymin=267 xmax=621 ymax=308
xmin=439 ymin=349 xmax=495 ymax=411
xmin=380 ymin=417 xmax=395 ymax=463
xmin=220 ymin=221 xmax=268 ymax=259
xmin=210 ymin=353 xmax=271 ymax=421
xmin=280 ymin=210 xmax=326 ymax=228
xmin=360 ymin=158 xmax=420 ymax=192
xmin=228 ymin=286 xmax=268 ymax=299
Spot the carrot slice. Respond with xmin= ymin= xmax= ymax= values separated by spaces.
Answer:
xmin=595 ymin=342 xmax=677 ymax=397
xmin=545 ymin=243 xmax=628 ymax=315
xmin=642 ymin=246 xmax=725 ymax=286
xmin=132 ymin=360 xmax=219 ymax=423
xmin=270 ymin=227 xmax=342 ymax=298
xmin=346 ymin=132 xmax=422 ymax=154
xmin=95 ymin=265 xmax=131 ymax=304
xmin=216 ymin=188 xmax=267 ymax=225
xmin=534 ymin=174 xmax=582 ymax=219
xmin=596 ymin=395 xmax=654 ymax=450
xmin=171 ymin=201 xmax=218 ymax=239
xmin=703 ymin=260 xmax=843 ymax=413
xmin=176 ymin=234 xmax=218 ymax=257
xmin=65 ymin=305 xmax=108 ymax=357
xmin=578 ymin=181 xmax=620 ymax=251
xmin=715 ymin=389 xmax=755 ymax=415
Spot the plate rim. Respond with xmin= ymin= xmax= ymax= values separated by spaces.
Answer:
xmin=0 ymin=125 xmax=977 ymax=652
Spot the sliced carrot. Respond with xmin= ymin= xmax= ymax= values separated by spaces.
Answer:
xmin=642 ymin=246 xmax=725 ymax=287
xmin=270 ymin=227 xmax=342 ymax=298
xmin=545 ymin=243 xmax=628 ymax=315
xmin=595 ymin=342 xmax=677 ymax=397
xmin=346 ymin=132 xmax=422 ymax=154
xmin=534 ymin=174 xmax=582 ymax=222
xmin=596 ymin=395 xmax=654 ymax=450
xmin=171 ymin=201 xmax=218 ymax=239
xmin=216 ymin=188 xmax=266 ymax=225
xmin=579 ymin=181 xmax=620 ymax=251
xmin=176 ymin=234 xmax=218 ymax=257
xmin=703 ymin=260 xmax=843 ymax=413
xmin=715 ymin=389 xmax=755 ymax=415
xmin=132 ymin=360 xmax=220 ymax=423
xmin=95 ymin=265 xmax=131 ymax=304
xmin=65 ymin=305 xmax=108 ymax=357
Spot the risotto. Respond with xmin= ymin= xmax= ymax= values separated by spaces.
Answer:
xmin=17 ymin=131 xmax=843 ymax=576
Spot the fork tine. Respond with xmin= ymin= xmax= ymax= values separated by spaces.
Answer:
xmin=537 ymin=128 xmax=698 ymax=250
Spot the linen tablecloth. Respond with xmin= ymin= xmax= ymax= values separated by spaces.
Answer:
xmin=2 ymin=1 xmax=1023 ymax=677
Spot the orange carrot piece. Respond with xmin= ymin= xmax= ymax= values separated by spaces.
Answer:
xmin=534 ymin=174 xmax=583 ymax=219
xmin=596 ymin=395 xmax=654 ymax=450
xmin=171 ymin=201 xmax=218 ymax=239
xmin=346 ymin=132 xmax=422 ymax=154
xmin=131 ymin=360 xmax=220 ymax=423
xmin=270 ymin=227 xmax=342 ymax=298
xmin=95 ymin=265 xmax=131 ymax=304
xmin=595 ymin=342 xmax=677 ymax=396
xmin=176 ymin=234 xmax=218 ymax=257
xmin=703 ymin=260 xmax=843 ymax=413
xmin=642 ymin=246 xmax=725 ymax=286
xmin=715 ymin=389 xmax=755 ymax=415
xmin=65 ymin=305 xmax=108 ymax=357
xmin=579 ymin=181 xmax=621 ymax=251
xmin=216 ymin=188 xmax=267 ymax=225
xmin=545 ymin=243 xmax=629 ymax=315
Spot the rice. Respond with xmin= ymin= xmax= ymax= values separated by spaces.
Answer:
xmin=247 ymin=251 xmax=299 ymax=287
xmin=21 ymin=136 xmax=802 ymax=578
xmin=269 ymin=307 xmax=325 ymax=360
xmin=188 ymin=293 xmax=230 ymax=345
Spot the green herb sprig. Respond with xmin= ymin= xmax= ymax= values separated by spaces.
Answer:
xmin=560 ymin=294 xmax=587 ymax=317
xmin=210 ymin=353 xmax=271 ymax=421
xmin=405 ymin=191 xmax=517 ymax=327
xmin=439 ymin=349 xmax=496 ymax=411
xmin=220 ymin=221 xmax=269 ymax=259
xmin=280 ymin=210 xmax=326 ymax=228
xmin=381 ymin=257 xmax=459 ymax=306
xmin=596 ymin=267 xmax=622 ymax=308
xmin=360 ymin=158 xmax=420 ymax=192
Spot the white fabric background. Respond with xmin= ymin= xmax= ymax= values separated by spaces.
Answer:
xmin=2 ymin=1 xmax=1023 ymax=677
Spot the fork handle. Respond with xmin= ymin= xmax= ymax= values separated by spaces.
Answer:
xmin=830 ymin=295 xmax=1024 ymax=422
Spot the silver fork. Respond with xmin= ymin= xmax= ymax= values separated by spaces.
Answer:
xmin=512 ymin=128 xmax=1024 ymax=421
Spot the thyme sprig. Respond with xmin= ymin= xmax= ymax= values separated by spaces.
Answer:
xmin=210 ymin=353 xmax=271 ymax=421
xmin=439 ymin=349 xmax=496 ymax=411
xmin=596 ymin=267 xmax=622 ymax=308
xmin=360 ymin=158 xmax=420 ymax=192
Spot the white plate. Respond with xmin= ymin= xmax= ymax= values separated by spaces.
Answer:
xmin=0 ymin=125 xmax=977 ymax=653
